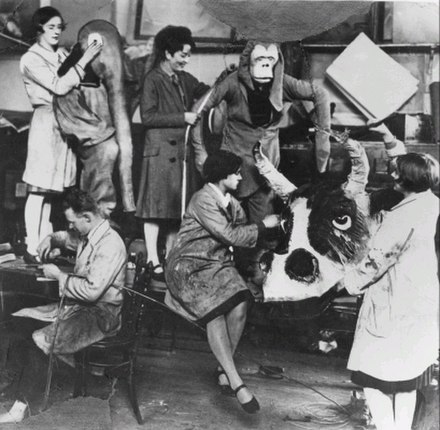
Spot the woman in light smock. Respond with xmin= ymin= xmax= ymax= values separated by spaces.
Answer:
xmin=343 ymin=126 xmax=439 ymax=430
xmin=19 ymin=6 xmax=101 ymax=262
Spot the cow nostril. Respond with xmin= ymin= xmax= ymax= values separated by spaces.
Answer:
xmin=259 ymin=252 xmax=274 ymax=274
xmin=284 ymin=249 xmax=319 ymax=283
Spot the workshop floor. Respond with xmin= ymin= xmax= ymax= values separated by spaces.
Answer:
xmin=1 ymin=315 xmax=438 ymax=430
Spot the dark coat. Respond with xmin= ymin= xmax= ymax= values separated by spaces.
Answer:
xmin=165 ymin=184 xmax=260 ymax=321
xmin=136 ymin=68 xmax=209 ymax=219
xmin=192 ymin=41 xmax=331 ymax=198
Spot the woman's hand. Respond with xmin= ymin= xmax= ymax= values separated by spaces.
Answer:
xmin=369 ymin=123 xmax=394 ymax=142
xmin=77 ymin=41 xmax=102 ymax=68
xmin=262 ymin=214 xmax=280 ymax=229
xmin=184 ymin=112 xmax=199 ymax=126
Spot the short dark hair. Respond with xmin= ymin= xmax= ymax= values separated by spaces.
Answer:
xmin=32 ymin=6 xmax=65 ymax=34
xmin=203 ymin=150 xmax=242 ymax=183
xmin=62 ymin=188 xmax=99 ymax=215
xmin=153 ymin=25 xmax=195 ymax=63
xmin=395 ymin=152 xmax=439 ymax=193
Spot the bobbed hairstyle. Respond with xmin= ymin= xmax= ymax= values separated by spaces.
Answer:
xmin=394 ymin=152 xmax=439 ymax=193
xmin=152 ymin=25 xmax=195 ymax=65
xmin=203 ymin=150 xmax=242 ymax=183
xmin=32 ymin=6 xmax=65 ymax=34
xmin=62 ymin=188 xmax=99 ymax=215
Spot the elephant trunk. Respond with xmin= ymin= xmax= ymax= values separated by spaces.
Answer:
xmin=103 ymin=72 xmax=136 ymax=212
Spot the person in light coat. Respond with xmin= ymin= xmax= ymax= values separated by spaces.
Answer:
xmin=342 ymin=130 xmax=439 ymax=430
xmin=19 ymin=6 xmax=101 ymax=262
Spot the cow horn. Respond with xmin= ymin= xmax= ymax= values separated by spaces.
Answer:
xmin=341 ymin=138 xmax=370 ymax=195
xmin=253 ymin=142 xmax=297 ymax=199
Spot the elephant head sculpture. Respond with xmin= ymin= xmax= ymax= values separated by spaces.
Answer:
xmin=54 ymin=20 xmax=135 ymax=213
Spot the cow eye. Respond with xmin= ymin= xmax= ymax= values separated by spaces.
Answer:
xmin=280 ymin=207 xmax=293 ymax=234
xmin=332 ymin=215 xmax=352 ymax=230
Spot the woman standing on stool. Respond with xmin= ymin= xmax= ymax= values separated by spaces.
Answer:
xmin=135 ymin=25 xmax=209 ymax=281
xmin=20 ymin=6 xmax=101 ymax=262
xmin=165 ymin=150 xmax=279 ymax=413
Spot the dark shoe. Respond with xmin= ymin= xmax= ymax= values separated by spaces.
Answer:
xmin=23 ymin=251 xmax=41 ymax=265
xmin=234 ymin=384 xmax=260 ymax=414
xmin=214 ymin=369 xmax=235 ymax=397
xmin=152 ymin=264 xmax=165 ymax=282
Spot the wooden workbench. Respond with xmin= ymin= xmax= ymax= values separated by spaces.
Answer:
xmin=0 ymin=257 xmax=59 ymax=321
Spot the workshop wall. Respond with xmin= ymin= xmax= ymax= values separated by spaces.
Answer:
xmin=0 ymin=1 xmax=438 ymax=113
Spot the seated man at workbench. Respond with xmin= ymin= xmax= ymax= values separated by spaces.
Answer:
xmin=0 ymin=188 xmax=127 ymax=424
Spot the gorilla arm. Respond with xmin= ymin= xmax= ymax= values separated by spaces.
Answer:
xmin=191 ymin=78 xmax=233 ymax=174
xmin=283 ymin=75 xmax=331 ymax=173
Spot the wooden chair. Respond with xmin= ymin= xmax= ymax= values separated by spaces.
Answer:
xmin=73 ymin=253 xmax=151 ymax=424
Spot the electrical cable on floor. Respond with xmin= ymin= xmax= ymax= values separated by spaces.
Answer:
xmin=2 ymin=270 xmax=353 ymax=421
xmin=0 ymin=276 xmax=353 ymax=423
xmin=284 ymin=402 xmax=351 ymax=429
xmin=118 ymin=285 xmax=353 ymax=418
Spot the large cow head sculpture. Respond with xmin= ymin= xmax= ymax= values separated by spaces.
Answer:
xmin=255 ymin=138 xmax=403 ymax=302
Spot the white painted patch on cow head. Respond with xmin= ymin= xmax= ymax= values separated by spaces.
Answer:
xmin=261 ymin=185 xmax=373 ymax=302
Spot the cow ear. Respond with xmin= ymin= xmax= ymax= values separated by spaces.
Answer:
xmin=369 ymin=189 xmax=404 ymax=215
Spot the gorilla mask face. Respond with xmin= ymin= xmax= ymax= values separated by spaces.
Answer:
xmin=250 ymin=43 xmax=279 ymax=83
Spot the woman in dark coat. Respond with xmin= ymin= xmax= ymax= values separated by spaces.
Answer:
xmin=136 ymin=26 xmax=209 ymax=280
xmin=165 ymin=151 xmax=279 ymax=413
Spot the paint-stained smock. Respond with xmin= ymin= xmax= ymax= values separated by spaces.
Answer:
xmin=20 ymin=43 xmax=81 ymax=192
xmin=136 ymin=68 xmax=209 ymax=219
xmin=25 ymin=220 xmax=127 ymax=361
xmin=343 ymin=190 xmax=439 ymax=382
xmin=165 ymin=184 xmax=262 ymax=323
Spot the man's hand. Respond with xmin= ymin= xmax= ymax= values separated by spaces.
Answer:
xmin=40 ymin=264 xmax=62 ymax=281
xmin=37 ymin=236 xmax=53 ymax=262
